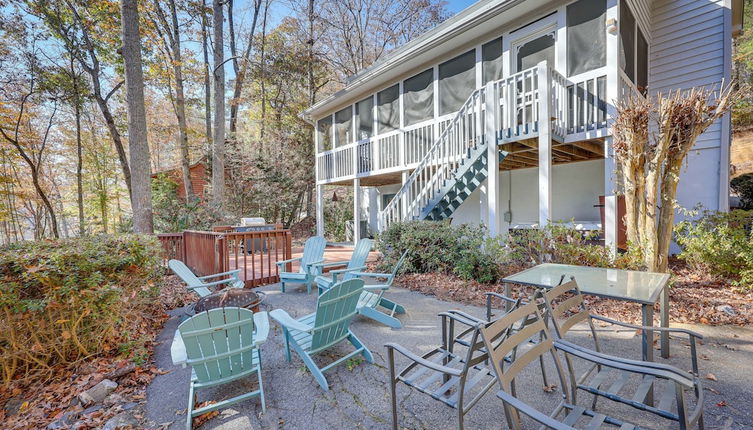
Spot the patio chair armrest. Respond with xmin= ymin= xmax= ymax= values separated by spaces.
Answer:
xmin=269 ymin=309 xmax=313 ymax=333
xmin=385 ymin=343 xmax=463 ymax=377
xmin=253 ymin=312 xmax=270 ymax=345
xmin=329 ymin=266 xmax=367 ymax=283
xmin=314 ymin=260 xmax=350 ymax=269
xmin=438 ymin=310 xmax=486 ymax=327
xmin=198 ymin=269 xmax=241 ymax=280
xmin=554 ymin=340 xmax=696 ymax=387
xmin=275 ymin=257 xmax=302 ymax=267
xmin=495 ymin=389 xmax=576 ymax=430
xmin=170 ymin=330 xmax=187 ymax=367
xmin=364 ymin=284 xmax=390 ymax=292
xmin=484 ymin=291 xmax=522 ymax=305
xmin=589 ymin=314 xmax=703 ymax=340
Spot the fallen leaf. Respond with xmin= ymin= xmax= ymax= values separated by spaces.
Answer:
xmin=716 ymin=401 xmax=728 ymax=407
xmin=705 ymin=373 xmax=718 ymax=381
xmin=542 ymin=384 xmax=557 ymax=393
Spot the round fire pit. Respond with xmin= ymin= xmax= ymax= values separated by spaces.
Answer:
xmin=194 ymin=289 xmax=266 ymax=313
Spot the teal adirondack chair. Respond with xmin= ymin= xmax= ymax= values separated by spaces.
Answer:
xmin=351 ymin=250 xmax=408 ymax=328
xmin=169 ymin=259 xmax=244 ymax=298
xmin=171 ymin=307 xmax=269 ymax=430
xmin=269 ymin=278 xmax=373 ymax=391
xmin=276 ymin=236 xmax=326 ymax=294
xmin=314 ymin=238 xmax=373 ymax=295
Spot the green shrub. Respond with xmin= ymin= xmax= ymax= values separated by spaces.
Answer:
xmin=0 ymin=235 xmax=163 ymax=383
xmin=675 ymin=210 xmax=753 ymax=290
xmin=152 ymin=174 xmax=223 ymax=233
xmin=502 ymin=223 xmax=641 ymax=270
xmin=731 ymin=173 xmax=753 ymax=210
xmin=377 ymin=220 xmax=499 ymax=283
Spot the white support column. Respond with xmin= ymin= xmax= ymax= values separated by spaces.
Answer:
xmin=316 ymin=184 xmax=324 ymax=237
xmin=485 ymin=81 xmax=501 ymax=236
xmin=367 ymin=187 xmax=378 ymax=234
xmin=604 ymin=0 xmax=620 ymax=255
xmin=537 ymin=61 xmax=552 ymax=228
xmin=353 ymin=179 xmax=361 ymax=243
xmin=401 ymin=171 xmax=409 ymax=220
xmin=475 ymin=46 xmax=488 ymax=226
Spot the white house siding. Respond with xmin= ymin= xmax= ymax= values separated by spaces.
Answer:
xmin=650 ymin=0 xmax=731 ymax=213
xmin=627 ymin=0 xmax=652 ymax=39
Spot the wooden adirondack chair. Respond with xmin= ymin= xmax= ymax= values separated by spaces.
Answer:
xmin=269 ymin=278 xmax=374 ymax=391
xmin=314 ymin=238 xmax=373 ymax=295
xmin=350 ymin=250 xmax=408 ymax=328
xmin=275 ymin=236 xmax=326 ymax=294
xmin=169 ymin=259 xmax=244 ymax=298
xmin=478 ymin=301 xmax=705 ymax=430
xmin=171 ymin=307 xmax=269 ymax=430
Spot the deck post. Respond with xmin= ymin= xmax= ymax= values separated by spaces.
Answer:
xmin=485 ymin=81 xmax=501 ymax=236
xmin=400 ymin=171 xmax=409 ymax=220
xmin=604 ymin=0 xmax=620 ymax=255
xmin=537 ymin=61 xmax=552 ymax=228
xmin=353 ymin=178 xmax=361 ymax=243
xmin=316 ymin=184 xmax=324 ymax=237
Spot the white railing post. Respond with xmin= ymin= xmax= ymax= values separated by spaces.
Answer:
xmin=353 ymin=178 xmax=361 ymax=243
xmin=537 ymin=61 xmax=552 ymax=228
xmin=485 ymin=82 xmax=500 ymax=236
xmin=316 ymin=184 xmax=324 ymax=236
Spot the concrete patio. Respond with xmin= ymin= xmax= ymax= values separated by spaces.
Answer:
xmin=145 ymin=283 xmax=753 ymax=429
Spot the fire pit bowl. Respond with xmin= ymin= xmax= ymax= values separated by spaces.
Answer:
xmin=194 ymin=289 xmax=266 ymax=313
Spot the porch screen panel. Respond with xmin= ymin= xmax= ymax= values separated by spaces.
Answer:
xmin=317 ymin=116 xmax=332 ymax=151
xmin=334 ymin=106 xmax=353 ymax=147
xmin=482 ymin=38 xmax=503 ymax=85
xmin=439 ymin=50 xmax=476 ymax=116
xmin=620 ymin=1 xmax=635 ymax=82
xmin=567 ymin=0 xmax=605 ymax=76
xmin=517 ymin=33 xmax=555 ymax=71
xmin=636 ymin=28 xmax=648 ymax=94
xmin=403 ymin=69 xmax=434 ymax=126
xmin=377 ymin=85 xmax=399 ymax=133
xmin=356 ymin=96 xmax=374 ymax=140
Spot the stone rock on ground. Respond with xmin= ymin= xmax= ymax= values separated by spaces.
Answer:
xmin=46 ymin=409 xmax=81 ymax=429
xmin=78 ymin=379 xmax=118 ymax=406
xmin=4 ymin=397 xmax=24 ymax=416
xmin=103 ymin=408 xmax=141 ymax=430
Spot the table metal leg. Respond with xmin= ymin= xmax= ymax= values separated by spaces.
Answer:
xmin=504 ymin=282 xmax=512 ymax=312
xmin=660 ymin=286 xmax=669 ymax=359
xmin=642 ymin=302 xmax=655 ymax=405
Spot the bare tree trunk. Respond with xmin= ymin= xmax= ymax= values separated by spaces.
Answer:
xmin=228 ymin=0 xmax=262 ymax=135
xmin=120 ymin=0 xmax=154 ymax=233
xmin=202 ymin=0 xmax=212 ymax=159
xmin=211 ymin=0 xmax=226 ymax=208
xmin=258 ymin=0 xmax=269 ymax=140
xmin=69 ymin=56 xmax=85 ymax=236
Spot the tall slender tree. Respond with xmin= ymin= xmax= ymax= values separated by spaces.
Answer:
xmin=120 ymin=0 xmax=154 ymax=233
xmin=211 ymin=0 xmax=225 ymax=207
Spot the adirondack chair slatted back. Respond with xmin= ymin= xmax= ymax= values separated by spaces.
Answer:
xmin=479 ymin=301 xmax=566 ymax=394
xmin=169 ymin=259 xmax=211 ymax=297
xmin=343 ymin=239 xmax=373 ymax=280
xmin=179 ymin=307 xmax=257 ymax=385
xmin=300 ymin=236 xmax=327 ymax=273
xmin=387 ymin=250 xmax=409 ymax=283
xmin=311 ymin=279 xmax=364 ymax=353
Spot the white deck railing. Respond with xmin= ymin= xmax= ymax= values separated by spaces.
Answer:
xmin=316 ymin=62 xmax=611 ymax=185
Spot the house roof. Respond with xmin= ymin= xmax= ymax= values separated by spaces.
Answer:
xmin=302 ymin=0 xmax=532 ymax=121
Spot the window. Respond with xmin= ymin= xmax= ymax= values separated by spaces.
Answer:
xmin=619 ymin=1 xmax=635 ymax=82
xmin=403 ymin=69 xmax=434 ymax=126
xmin=516 ymin=33 xmax=555 ymax=72
xmin=482 ymin=38 xmax=503 ymax=85
xmin=356 ymin=96 xmax=374 ymax=140
xmin=567 ymin=0 xmax=606 ymax=76
xmin=377 ymin=85 xmax=399 ymax=133
xmin=334 ymin=106 xmax=352 ymax=147
xmin=620 ymin=2 xmax=649 ymax=94
xmin=439 ymin=50 xmax=476 ymax=116
xmin=317 ymin=116 xmax=332 ymax=152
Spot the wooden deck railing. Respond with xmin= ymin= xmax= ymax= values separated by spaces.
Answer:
xmin=157 ymin=228 xmax=293 ymax=288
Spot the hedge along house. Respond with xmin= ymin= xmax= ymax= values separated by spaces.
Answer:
xmin=303 ymin=0 xmax=743 ymax=250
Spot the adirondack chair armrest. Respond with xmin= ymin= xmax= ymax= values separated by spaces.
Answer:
xmin=198 ymin=269 xmax=241 ymax=280
xmin=188 ymin=278 xmax=238 ymax=289
xmin=303 ymin=258 xmax=326 ymax=274
xmin=352 ymin=272 xmax=392 ymax=279
xmin=589 ymin=314 xmax=703 ymax=340
xmin=554 ymin=340 xmax=697 ymax=388
xmin=494 ymin=389 xmax=575 ymax=430
xmin=253 ymin=312 xmax=270 ymax=345
xmin=170 ymin=330 xmax=188 ymax=367
xmin=385 ymin=343 xmax=463 ymax=377
xmin=314 ymin=260 xmax=350 ymax=268
xmin=363 ymin=284 xmax=390 ymax=292
xmin=275 ymin=257 xmax=302 ymax=267
xmin=329 ymin=266 xmax=367 ymax=282
xmin=269 ymin=309 xmax=314 ymax=333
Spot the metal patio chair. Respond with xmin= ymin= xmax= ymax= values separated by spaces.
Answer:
xmin=479 ymin=300 xmax=705 ymax=430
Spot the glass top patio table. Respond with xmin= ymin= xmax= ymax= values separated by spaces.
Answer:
xmin=501 ymin=263 xmax=670 ymax=305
